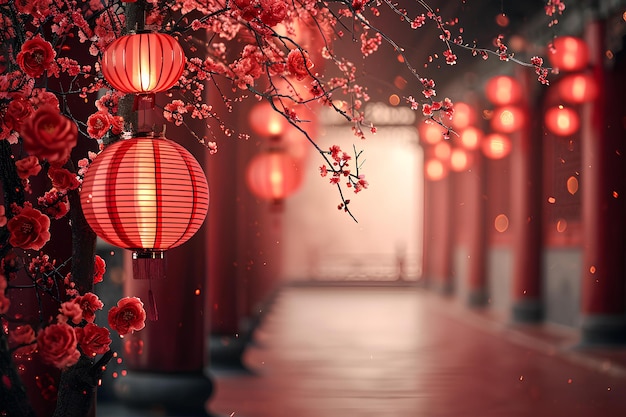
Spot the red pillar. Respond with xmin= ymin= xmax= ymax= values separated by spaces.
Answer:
xmin=579 ymin=20 xmax=626 ymax=345
xmin=424 ymin=174 xmax=454 ymax=294
xmin=510 ymin=72 xmax=544 ymax=323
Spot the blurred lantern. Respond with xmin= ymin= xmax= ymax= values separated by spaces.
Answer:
xmin=481 ymin=133 xmax=511 ymax=159
xmin=459 ymin=126 xmax=483 ymax=150
xmin=101 ymin=32 xmax=185 ymax=94
xmin=491 ymin=106 xmax=524 ymax=133
xmin=485 ymin=75 xmax=522 ymax=105
xmin=249 ymin=101 xmax=288 ymax=138
xmin=424 ymin=158 xmax=448 ymax=181
xmin=450 ymin=148 xmax=472 ymax=172
xmin=450 ymin=102 xmax=475 ymax=130
xmin=246 ymin=148 xmax=303 ymax=207
xmin=549 ymin=36 xmax=589 ymax=72
xmin=433 ymin=140 xmax=452 ymax=161
xmin=80 ymin=135 xmax=209 ymax=287
xmin=558 ymin=73 xmax=598 ymax=104
xmin=544 ymin=106 xmax=580 ymax=136
xmin=419 ymin=122 xmax=447 ymax=145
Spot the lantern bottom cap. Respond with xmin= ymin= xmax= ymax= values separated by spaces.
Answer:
xmin=132 ymin=250 xmax=165 ymax=260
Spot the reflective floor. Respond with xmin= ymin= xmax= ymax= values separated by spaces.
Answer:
xmin=101 ymin=285 xmax=626 ymax=416
xmin=211 ymin=286 xmax=626 ymax=417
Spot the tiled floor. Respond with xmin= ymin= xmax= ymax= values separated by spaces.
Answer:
xmin=100 ymin=285 xmax=626 ymax=417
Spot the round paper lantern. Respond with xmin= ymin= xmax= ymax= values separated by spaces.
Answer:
xmin=246 ymin=149 xmax=303 ymax=202
xmin=549 ymin=36 xmax=589 ymax=72
xmin=80 ymin=135 xmax=209 ymax=254
xmin=101 ymin=32 xmax=185 ymax=94
xmin=558 ymin=73 xmax=598 ymax=103
xmin=481 ymin=133 xmax=511 ymax=159
xmin=450 ymin=148 xmax=472 ymax=172
xmin=459 ymin=126 xmax=483 ymax=150
xmin=545 ymin=106 xmax=580 ymax=136
xmin=491 ymin=106 xmax=524 ymax=133
xmin=425 ymin=158 xmax=448 ymax=181
xmin=249 ymin=101 xmax=288 ymax=137
xmin=485 ymin=75 xmax=522 ymax=105
xmin=419 ymin=122 xmax=447 ymax=145
xmin=450 ymin=102 xmax=475 ymax=130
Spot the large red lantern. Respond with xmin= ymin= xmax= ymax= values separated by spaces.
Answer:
xmin=80 ymin=135 xmax=209 ymax=257
xmin=481 ymin=133 xmax=511 ymax=159
xmin=101 ymin=32 xmax=186 ymax=94
xmin=557 ymin=73 xmax=598 ymax=104
xmin=248 ymin=101 xmax=288 ymax=138
xmin=544 ymin=106 xmax=580 ymax=136
xmin=491 ymin=106 xmax=524 ymax=133
xmin=549 ymin=36 xmax=589 ymax=72
xmin=246 ymin=149 xmax=303 ymax=204
xmin=485 ymin=75 xmax=522 ymax=105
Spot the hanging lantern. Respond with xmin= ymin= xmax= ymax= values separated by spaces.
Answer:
xmin=491 ymin=106 xmax=524 ymax=133
xmin=424 ymin=158 xmax=448 ymax=181
xmin=450 ymin=102 xmax=475 ymax=130
xmin=248 ymin=101 xmax=288 ymax=138
xmin=485 ymin=75 xmax=522 ymax=105
xmin=450 ymin=148 xmax=472 ymax=172
xmin=80 ymin=135 xmax=209 ymax=276
xmin=544 ymin=106 xmax=580 ymax=136
xmin=419 ymin=122 xmax=447 ymax=145
xmin=101 ymin=32 xmax=186 ymax=94
xmin=481 ymin=133 xmax=511 ymax=159
xmin=549 ymin=36 xmax=589 ymax=72
xmin=433 ymin=140 xmax=451 ymax=161
xmin=245 ymin=149 xmax=303 ymax=207
xmin=459 ymin=126 xmax=483 ymax=150
xmin=558 ymin=73 xmax=598 ymax=104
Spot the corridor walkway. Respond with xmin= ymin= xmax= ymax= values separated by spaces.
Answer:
xmin=209 ymin=285 xmax=626 ymax=417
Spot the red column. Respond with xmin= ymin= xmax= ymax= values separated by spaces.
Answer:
xmin=461 ymin=153 xmax=488 ymax=306
xmin=424 ymin=174 xmax=454 ymax=294
xmin=510 ymin=72 xmax=544 ymax=323
xmin=580 ymin=20 xmax=626 ymax=345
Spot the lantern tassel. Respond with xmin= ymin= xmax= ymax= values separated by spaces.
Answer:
xmin=132 ymin=250 xmax=166 ymax=280
xmin=148 ymin=287 xmax=159 ymax=322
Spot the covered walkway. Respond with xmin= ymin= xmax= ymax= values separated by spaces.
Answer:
xmin=204 ymin=284 xmax=626 ymax=417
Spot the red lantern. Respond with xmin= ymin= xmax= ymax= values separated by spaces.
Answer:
xmin=558 ymin=73 xmax=598 ymax=104
xmin=424 ymin=158 xmax=448 ymax=181
xmin=419 ymin=122 xmax=447 ymax=145
xmin=545 ymin=106 xmax=580 ymax=136
xmin=485 ymin=75 xmax=522 ymax=105
xmin=549 ymin=36 xmax=589 ymax=72
xmin=481 ymin=133 xmax=511 ymax=159
xmin=248 ymin=101 xmax=288 ymax=137
xmin=459 ymin=126 xmax=483 ymax=150
xmin=246 ymin=149 xmax=303 ymax=204
xmin=491 ymin=106 xmax=524 ymax=133
xmin=450 ymin=102 xmax=475 ymax=130
xmin=450 ymin=148 xmax=472 ymax=172
xmin=80 ymin=135 xmax=209 ymax=255
xmin=101 ymin=32 xmax=185 ymax=94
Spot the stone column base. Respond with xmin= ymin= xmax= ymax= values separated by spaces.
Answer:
xmin=580 ymin=314 xmax=626 ymax=346
xmin=512 ymin=298 xmax=543 ymax=323
xmin=114 ymin=371 xmax=213 ymax=416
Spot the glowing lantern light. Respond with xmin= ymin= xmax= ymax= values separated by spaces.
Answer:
xmin=433 ymin=140 xmax=451 ymax=161
xmin=491 ymin=106 xmax=524 ymax=133
xmin=425 ymin=158 xmax=448 ymax=181
xmin=485 ymin=75 xmax=522 ymax=105
xmin=481 ymin=133 xmax=511 ymax=159
xmin=101 ymin=32 xmax=185 ymax=94
xmin=558 ymin=73 xmax=598 ymax=104
xmin=419 ymin=122 xmax=447 ymax=145
xmin=545 ymin=106 xmax=580 ymax=136
xmin=459 ymin=126 xmax=483 ymax=150
xmin=249 ymin=101 xmax=288 ymax=137
xmin=450 ymin=102 xmax=475 ymax=130
xmin=450 ymin=148 xmax=472 ymax=172
xmin=246 ymin=149 xmax=303 ymax=204
xmin=549 ymin=36 xmax=589 ymax=72
xmin=80 ymin=135 xmax=209 ymax=261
